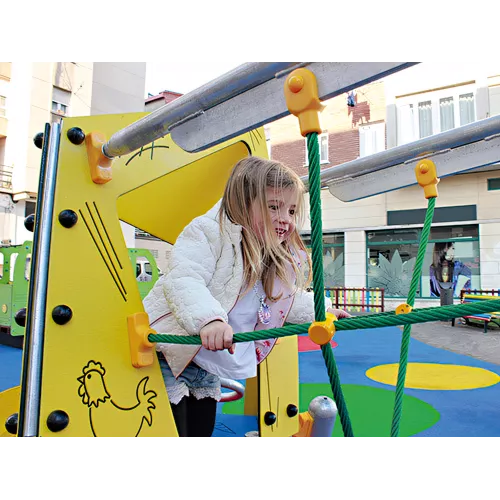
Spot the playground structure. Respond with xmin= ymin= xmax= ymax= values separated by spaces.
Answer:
xmin=2 ymin=62 xmax=500 ymax=438
xmin=0 ymin=242 xmax=160 ymax=342
xmin=324 ymin=287 xmax=385 ymax=313
xmin=459 ymin=289 xmax=500 ymax=332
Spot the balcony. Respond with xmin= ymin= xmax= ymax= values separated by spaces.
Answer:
xmin=0 ymin=165 xmax=13 ymax=191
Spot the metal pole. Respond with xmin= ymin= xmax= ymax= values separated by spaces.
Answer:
xmin=303 ymin=114 xmax=500 ymax=189
xmin=103 ymin=62 xmax=416 ymax=158
xmin=19 ymin=122 xmax=61 ymax=437
xmin=103 ymin=62 xmax=301 ymax=158
xmin=219 ymin=378 xmax=245 ymax=403
xmin=309 ymin=396 xmax=338 ymax=437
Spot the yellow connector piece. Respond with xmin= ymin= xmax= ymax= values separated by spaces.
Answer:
xmin=293 ymin=411 xmax=314 ymax=437
xmin=85 ymin=131 xmax=113 ymax=184
xmin=128 ymin=312 xmax=156 ymax=368
xmin=415 ymin=159 xmax=439 ymax=199
xmin=396 ymin=303 xmax=413 ymax=315
xmin=284 ymin=68 xmax=325 ymax=137
xmin=308 ymin=312 xmax=336 ymax=346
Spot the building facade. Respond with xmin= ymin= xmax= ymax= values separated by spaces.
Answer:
xmin=270 ymin=63 xmax=500 ymax=309
xmin=0 ymin=62 xmax=147 ymax=249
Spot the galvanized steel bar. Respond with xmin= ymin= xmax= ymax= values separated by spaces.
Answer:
xmin=309 ymin=396 xmax=338 ymax=437
xmin=103 ymin=62 xmax=416 ymax=158
xmin=303 ymin=114 xmax=500 ymax=200
xmin=19 ymin=123 xmax=61 ymax=437
xmin=103 ymin=63 xmax=300 ymax=158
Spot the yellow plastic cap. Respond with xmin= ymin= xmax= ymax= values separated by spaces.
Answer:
xmin=415 ymin=159 xmax=439 ymax=199
xmin=395 ymin=303 xmax=413 ymax=315
xmin=128 ymin=312 xmax=156 ymax=368
xmin=284 ymin=68 xmax=325 ymax=137
xmin=308 ymin=312 xmax=336 ymax=346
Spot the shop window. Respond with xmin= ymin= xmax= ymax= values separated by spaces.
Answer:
xmin=367 ymin=225 xmax=480 ymax=298
xmin=302 ymin=233 xmax=345 ymax=287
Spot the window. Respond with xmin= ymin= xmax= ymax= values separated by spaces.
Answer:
xmin=439 ymin=97 xmax=454 ymax=132
xmin=367 ymin=225 xmax=480 ymax=298
xmin=51 ymin=101 xmax=68 ymax=116
xmin=51 ymin=87 xmax=71 ymax=124
xmin=136 ymin=258 xmax=154 ymax=282
xmin=25 ymin=255 xmax=31 ymax=281
xmin=396 ymin=84 xmax=477 ymax=145
xmin=418 ymin=100 xmax=433 ymax=138
xmin=359 ymin=123 xmax=385 ymax=157
xmin=459 ymin=93 xmax=475 ymax=125
xmin=25 ymin=201 xmax=36 ymax=217
xmin=0 ymin=96 xmax=6 ymax=117
xmin=302 ymin=233 xmax=345 ymax=287
xmin=305 ymin=132 xmax=329 ymax=165
xmin=487 ymin=178 xmax=500 ymax=191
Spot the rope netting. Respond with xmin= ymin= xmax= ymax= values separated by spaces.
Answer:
xmin=149 ymin=127 xmax=500 ymax=437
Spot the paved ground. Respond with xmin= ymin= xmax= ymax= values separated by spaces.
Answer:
xmin=404 ymin=320 xmax=500 ymax=365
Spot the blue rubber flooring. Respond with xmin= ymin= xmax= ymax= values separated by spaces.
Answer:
xmin=3 ymin=326 xmax=500 ymax=437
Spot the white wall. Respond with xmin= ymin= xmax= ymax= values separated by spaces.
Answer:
xmin=5 ymin=63 xmax=32 ymax=195
xmin=344 ymin=230 xmax=366 ymax=287
xmin=91 ymin=63 xmax=147 ymax=115
xmin=1 ymin=62 xmax=148 ymax=246
xmin=479 ymin=222 xmax=500 ymax=289
xmin=135 ymin=237 xmax=172 ymax=274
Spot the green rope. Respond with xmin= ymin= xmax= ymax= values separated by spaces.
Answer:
xmin=332 ymin=300 xmax=500 ymax=330
xmin=390 ymin=196 xmax=435 ymax=437
xmin=302 ymin=133 xmax=354 ymax=435
xmin=306 ymin=133 xmax=327 ymax=322
xmin=148 ymin=297 xmax=500 ymax=344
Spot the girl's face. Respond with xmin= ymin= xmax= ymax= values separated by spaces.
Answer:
xmin=251 ymin=187 xmax=298 ymax=242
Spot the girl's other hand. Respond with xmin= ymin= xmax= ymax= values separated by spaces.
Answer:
xmin=200 ymin=321 xmax=235 ymax=354
xmin=327 ymin=307 xmax=351 ymax=319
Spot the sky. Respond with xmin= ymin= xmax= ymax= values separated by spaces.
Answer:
xmin=145 ymin=53 xmax=500 ymax=102
xmin=144 ymin=62 xmax=243 ymax=98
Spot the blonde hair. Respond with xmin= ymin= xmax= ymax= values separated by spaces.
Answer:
xmin=219 ymin=156 xmax=311 ymax=300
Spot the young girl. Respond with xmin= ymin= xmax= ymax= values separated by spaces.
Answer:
xmin=143 ymin=156 xmax=349 ymax=437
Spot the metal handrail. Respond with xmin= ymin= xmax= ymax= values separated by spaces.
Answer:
xmin=102 ymin=62 xmax=416 ymax=158
xmin=303 ymin=114 xmax=500 ymax=189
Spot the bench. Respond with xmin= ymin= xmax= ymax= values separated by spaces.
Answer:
xmin=460 ymin=293 xmax=500 ymax=333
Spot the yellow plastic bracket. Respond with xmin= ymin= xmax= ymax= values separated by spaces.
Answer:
xmin=415 ymin=159 xmax=439 ymax=199
xmin=308 ymin=312 xmax=336 ymax=346
xmin=284 ymin=68 xmax=325 ymax=137
xmin=128 ymin=312 xmax=156 ymax=368
xmin=395 ymin=303 xmax=413 ymax=315
xmin=293 ymin=411 xmax=314 ymax=437
xmin=85 ymin=131 xmax=113 ymax=184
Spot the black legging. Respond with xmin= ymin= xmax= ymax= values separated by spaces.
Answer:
xmin=170 ymin=395 xmax=217 ymax=437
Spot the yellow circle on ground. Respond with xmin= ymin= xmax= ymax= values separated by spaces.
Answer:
xmin=366 ymin=363 xmax=500 ymax=390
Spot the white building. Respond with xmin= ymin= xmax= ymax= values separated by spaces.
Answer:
xmin=0 ymin=62 xmax=147 ymax=248
xmin=302 ymin=62 xmax=500 ymax=309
